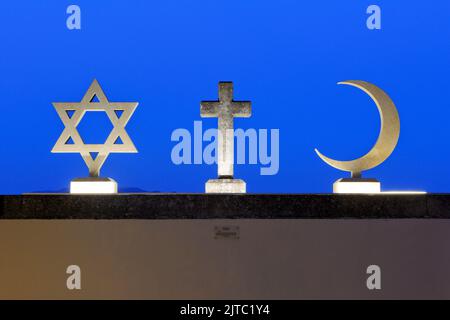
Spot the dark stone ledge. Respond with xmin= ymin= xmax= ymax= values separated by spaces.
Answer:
xmin=0 ymin=193 xmax=449 ymax=219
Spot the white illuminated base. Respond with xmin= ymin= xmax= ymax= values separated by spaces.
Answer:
xmin=205 ymin=179 xmax=246 ymax=193
xmin=333 ymin=178 xmax=380 ymax=194
xmin=70 ymin=177 xmax=118 ymax=194
xmin=382 ymin=191 xmax=427 ymax=194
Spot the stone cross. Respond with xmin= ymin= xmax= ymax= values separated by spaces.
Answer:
xmin=201 ymin=82 xmax=251 ymax=178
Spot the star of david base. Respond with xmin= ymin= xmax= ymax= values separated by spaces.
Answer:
xmin=333 ymin=178 xmax=381 ymax=194
xmin=70 ymin=177 xmax=118 ymax=194
xmin=205 ymin=178 xmax=246 ymax=193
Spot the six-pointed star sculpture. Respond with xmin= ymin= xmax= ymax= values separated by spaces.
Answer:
xmin=52 ymin=79 xmax=138 ymax=177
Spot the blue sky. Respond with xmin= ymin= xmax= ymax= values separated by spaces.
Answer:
xmin=0 ymin=1 xmax=449 ymax=193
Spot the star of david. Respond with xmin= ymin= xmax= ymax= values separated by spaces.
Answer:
xmin=52 ymin=79 xmax=138 ymax=177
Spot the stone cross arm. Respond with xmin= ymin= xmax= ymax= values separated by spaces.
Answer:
xmin=200 ymin=100 xmax=252 ymax=118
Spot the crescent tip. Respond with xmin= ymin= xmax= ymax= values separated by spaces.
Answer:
xmin=338 ymin=80 xmax=360 ymax=86
xmin=314 ymin=148 xmax=328 ymax=161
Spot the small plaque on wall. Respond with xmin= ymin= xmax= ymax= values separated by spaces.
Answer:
xmin=214 ymin=225 xmax=240 ymax=240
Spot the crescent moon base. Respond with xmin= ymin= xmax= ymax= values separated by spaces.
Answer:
xmin=333 ymin=178 xmax=381 ymax=194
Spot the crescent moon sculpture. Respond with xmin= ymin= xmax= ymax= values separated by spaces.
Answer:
xmin=315 ymin=80 xmax=400 ymax=178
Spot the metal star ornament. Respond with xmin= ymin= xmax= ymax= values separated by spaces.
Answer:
xmin=52 ymin=79 xmax=138 ymax=177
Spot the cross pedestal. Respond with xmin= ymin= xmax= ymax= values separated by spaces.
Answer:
xmin=201 ymin=82 xmax=251 ymax=194
xmin=205 ymin=178 xmax=246 ymax=193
